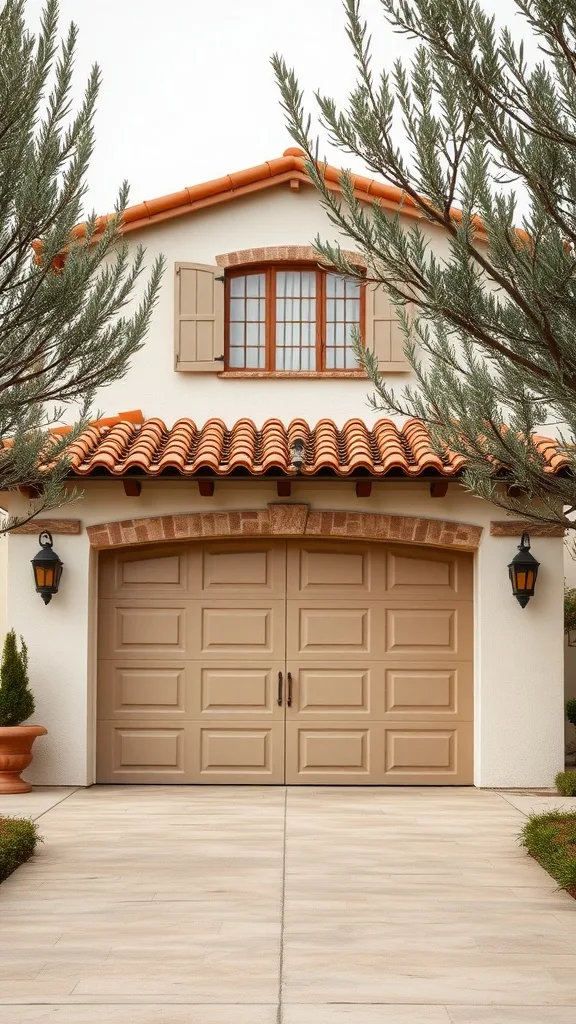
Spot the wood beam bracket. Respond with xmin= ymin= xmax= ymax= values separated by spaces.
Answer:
xmin=19 ymin=484 xmax=42 ymax=499
xmin=430 ymin=481 xmax=449 ymax=498
xmin=198 ymin=480 xmax=215 ymax=497
xmin=355 ymin=481 xmax=372 ymax=498
xmin=122 ymin=480 xmax=142 ymax=497
xmin=276 ymin=480 xmax=292 ymax=497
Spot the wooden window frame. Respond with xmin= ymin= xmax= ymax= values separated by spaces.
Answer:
xmin=224 ymin=262 xmax=366 ymax=375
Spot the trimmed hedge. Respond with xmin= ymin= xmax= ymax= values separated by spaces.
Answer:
xmin=556 ymin=770 xmax=576 ymax=797
xmin=520 ymin=811 xmax=576 ymax=896
xmin=0 ymin=817 xmax=40 ymax=882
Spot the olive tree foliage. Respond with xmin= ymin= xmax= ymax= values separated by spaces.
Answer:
xmin=273 ymin=0 xmax=576 ymax=530
xmin=0 ymin=0 xmax=163 ymax=532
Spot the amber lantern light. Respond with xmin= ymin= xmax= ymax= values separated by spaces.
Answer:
xmin=31 ymin=532 xmax=63 ymax=604
xmin=508 ymin=533 xmax=539 ymax=608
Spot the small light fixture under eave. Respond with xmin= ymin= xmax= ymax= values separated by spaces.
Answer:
xmin=508 ymin=532 xmax=540 ymax=608
xmin=290 ymin=437 xmax=306 ymax=472
xmin=31 ymin=532 xmax=63 ymax=605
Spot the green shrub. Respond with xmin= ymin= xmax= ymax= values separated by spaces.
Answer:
xmin=556 ymin=770 xmax=576 ymax=797
xmin=0 ymin=630 xmax=34 ymax=727
xmin=565 ymin=587 xmax=576 ymax=636
xmin=0 ymin=817 xmax=40 ymax=883
xmin=567 ymin=699 xmax=576 ymax=729
xmin=520 ymin=811 xmax=576 ymax=894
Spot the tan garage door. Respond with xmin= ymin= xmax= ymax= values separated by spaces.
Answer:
xmin=97 ymin=539 xmax=473 ymax=784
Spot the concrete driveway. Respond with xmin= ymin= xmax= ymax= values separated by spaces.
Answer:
xmin=0 ymin=786 xmax=575 ymax=1023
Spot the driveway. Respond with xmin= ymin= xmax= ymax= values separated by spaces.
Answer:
xmin=0 ymin=787 xmax=575 ymax=1023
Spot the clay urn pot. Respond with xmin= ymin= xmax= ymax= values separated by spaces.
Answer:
xmin=0 ymin=726 xmax=47 ymax=794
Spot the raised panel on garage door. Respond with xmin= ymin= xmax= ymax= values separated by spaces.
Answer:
xmin=97 ymin=541 xmax=286 ymax=784
xmin=99 ymin=545 xmax=190 ymax=598
xmin=193 ymin=541 xmax=286 ymax=597
xmin=287 ymin=541 xmax=386 ymax=599
xmin=384 ymin=546 xmax=472 ymax=599
xmin=382 ymin=721 xmax=474 ymax=784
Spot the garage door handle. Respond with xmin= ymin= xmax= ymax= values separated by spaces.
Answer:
xmin=277 ymin=671 xmax=283 ymax=706
xmin=287 ymin=672 xmax=293 ymax=707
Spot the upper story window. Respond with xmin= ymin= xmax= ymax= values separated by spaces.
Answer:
xmin=174 ymin=258 xmax=408 ymax=375
xmin=226 ymin=265 xmax=363 ymax=373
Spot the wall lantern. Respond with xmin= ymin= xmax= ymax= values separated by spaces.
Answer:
xmin=31 ymin=532 xmax=63 ymax=605
xmin=508 ymin=532 xmax=539 ymax=608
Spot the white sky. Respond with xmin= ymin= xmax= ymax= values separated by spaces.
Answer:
xmin=25 ymin=0 xmax=532 ymax=217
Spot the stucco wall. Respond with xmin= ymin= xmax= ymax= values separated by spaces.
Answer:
xmin=2 ymin=481 xmax=564 ymax=789
xmin=83 ymin=186 xmax=453 ymax=428
xmin=563 ymin=542 xmax=576 ymax=751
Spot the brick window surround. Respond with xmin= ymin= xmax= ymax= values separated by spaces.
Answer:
xmin=87 ymin=504 xmax=482 ymax=551
xmin=215 ymin=246 xmax=367 ymax=269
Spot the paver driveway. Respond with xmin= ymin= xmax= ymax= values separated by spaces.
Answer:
xmin=0 ymin=786 xmax=576 ymax=1023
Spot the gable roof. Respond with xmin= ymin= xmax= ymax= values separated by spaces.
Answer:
xmin=68 ymin=148 xmax=452 ymax=243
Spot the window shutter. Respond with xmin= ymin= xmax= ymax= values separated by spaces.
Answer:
xmin=174 ymin=263 xmax=224 ymax=372
xmin=364 ymin=281 xmax=409 ymax=372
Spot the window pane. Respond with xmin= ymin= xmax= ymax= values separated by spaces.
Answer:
xmin=228 ymin=274 xmax=266 ymax=369
xmin=246 ymin=347 xmax=260 ymax=368
xmin=246 ymin=274 xmax=265 ymax=297
xmin=230 ymin=323 xmax=244 ymax=347
xmin=230 ymin=277 xmax=246 ymax=297
xmin=230 ymin=298 xmax=245 ymax=321
xmin=246 ymin=322 xmax=261 ymax=346
xmin=246 ymin=298 xmax=264 ymax=320
xmin=325 ymin=273 xmax=361 ymax=371
xmin=229 ymin=348 xmax=244 ymax=367
xmin=346 ymin=298 xmax=360 ymax=321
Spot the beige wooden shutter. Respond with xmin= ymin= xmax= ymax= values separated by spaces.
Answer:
xmin=364 ymin=281 xmax=409 ymax=372
xmin=174 ymin=263 xmax=224 ymax=371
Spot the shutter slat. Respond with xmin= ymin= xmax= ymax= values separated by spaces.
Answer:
xmin=175 ymin=263 xmax=224 ymax=372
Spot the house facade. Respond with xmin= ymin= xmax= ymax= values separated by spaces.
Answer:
xmin=0 ymin=148 xmax=566 ymax=789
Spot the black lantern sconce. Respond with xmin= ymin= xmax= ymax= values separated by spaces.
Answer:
xmin=31 ymin=532 xmax=63 ymax=605
xmin=508 ymin=532 xmax=539 ymax=608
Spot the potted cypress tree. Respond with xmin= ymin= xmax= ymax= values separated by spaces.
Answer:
xmin=0 ymin=631 xmax=46 ymax=793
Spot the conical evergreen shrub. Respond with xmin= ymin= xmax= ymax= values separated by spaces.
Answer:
xmin=0 ymin=630 xmax=34 ymax=727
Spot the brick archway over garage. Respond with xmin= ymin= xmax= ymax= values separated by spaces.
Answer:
xmin=86 ymin=504 xmax=482 ymax=551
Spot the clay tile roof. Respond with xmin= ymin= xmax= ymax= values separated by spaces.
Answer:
xmin=64 ymin=148 xmax=503 ymax=243
xmin=64 ymin=414 xmax=551 ymax=479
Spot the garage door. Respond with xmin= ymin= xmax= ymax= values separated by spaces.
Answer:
xmin=97 ymin=539 xmax=473 ymax=784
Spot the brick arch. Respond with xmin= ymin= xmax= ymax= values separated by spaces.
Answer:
xmin=215 ymin=245 xmax=367 ymax=269
xmin=86 ymin=504 xmax=482 ymax=551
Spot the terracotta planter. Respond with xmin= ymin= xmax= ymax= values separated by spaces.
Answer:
xmin=0 ymin=726 xmax=47 ymax=794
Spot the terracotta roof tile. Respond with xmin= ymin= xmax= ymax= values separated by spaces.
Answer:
xmin=61 ymin=415 xmax=561 ymax=479
xmin=58 ymin=148 xmax=514 ymax=246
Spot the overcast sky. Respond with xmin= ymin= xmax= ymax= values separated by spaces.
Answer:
xmin=25 ymin=0 xmax=535 ymax=217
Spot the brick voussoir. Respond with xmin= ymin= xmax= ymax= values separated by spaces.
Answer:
xmin=87 ymin=507 xmax=483 ymax=550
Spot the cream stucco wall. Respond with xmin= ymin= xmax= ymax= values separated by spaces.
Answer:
xmin=1 ymin=481 xmax=565 ymax=790
xmin=84 ymin=186 xmax=453 ymax=428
